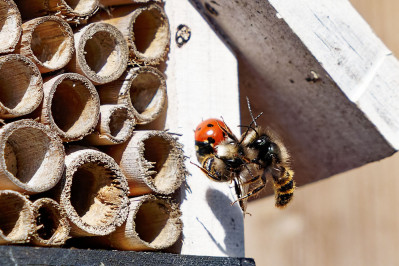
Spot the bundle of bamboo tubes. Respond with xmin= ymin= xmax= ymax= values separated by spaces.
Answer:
xmin=0 ymin=0 xmax=185 ymax=252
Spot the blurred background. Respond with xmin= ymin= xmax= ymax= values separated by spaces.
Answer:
xmin=244 ymin=0 xmax=399 ymax=265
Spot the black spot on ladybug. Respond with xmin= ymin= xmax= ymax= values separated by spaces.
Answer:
xmin=207 ymin=123 xmax=214 ymax=127
xmin=207 ymin=137 xmax=216 ymax=144
xmin=197 ymin=127 xmax=201 ymax=131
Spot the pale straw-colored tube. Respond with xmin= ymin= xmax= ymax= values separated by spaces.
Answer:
xmin=40 ymin=73 xmax=100 ymax=142
xmin=0 ymin=190 xmax=34 ymax=244
xmin=105 ymin=195 xmax=182 ymax=251
xmin=15 ymin=0 xmax=99 ymax=23
xmin=84 ymin=104 xmax=136 ymax=145
xmin=99 ymin=0 xmax=161 ymax=7
xmin=16 ymin=16 xmax=74 ymax=73
xmin=0 ymin=54 xmax=43 ymax=119
xmin=60 ymin=146 xmax=129 ymax=237
xmin=0 ymin=119 xmax=65 ymax=194
xmin=106 ymin=130 xmax=186 ymax=196
xmin=66 ymin=22 xmax=129 ymax=85
xmin=31 ymin=198 xmax=71 ymax=246
xmin=91 ymin=4 xmax=170 ymax=65
xmin=97 ymin=66 xmax=167 ymax=125
xmin=0 ymin=0 xmax=21 ymax=53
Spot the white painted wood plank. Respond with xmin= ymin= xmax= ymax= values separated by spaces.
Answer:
xmin=163 ymin=0 xmax=244 ymax=257
xmin=269 ymin=0 xmax=399 ymax=148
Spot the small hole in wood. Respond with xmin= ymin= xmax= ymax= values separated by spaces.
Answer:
xmin=36 ymin=204 xmax=59 ymax=240
xmin=0 ymin=193 xmax=28 ymax=239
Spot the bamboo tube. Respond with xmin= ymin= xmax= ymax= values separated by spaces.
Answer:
xmin=66 ymin=22 xmax=129 ymax=85
xmin=0 ymin=0 xmax=21 ymax=53
xmin=40 ymin=73 xmax=100 ymax=142
xmin=0 ymin=119 xmax=65 ymax=194
xmin=91 ymin=4 xmax=170 ymax=65
xmin=105 ymin=195 xmax=182 ymax=251
xmin=15 ymin=0 xmax=99 ymax=23
xmin=0 ymin=190 xmax=34 ymax=244
xmin=84 ymin=104 xmax=135 ymax=145
xmin=0 ymin=54 xmax=43 ymax=119
xmin=99 ymin=0 xmax=161 ymax=7
xmin=106 ymin=130 xmax=186 ymax=196
xmin=31 ymin=198 xmax=70 ymax=247
xmin=60 ymin=146 xmax=129 ymax=237
xmin=16 ymin=16 xmax=74 ymax=74
xmin=97 ymin=66 xmax=167 ymax=125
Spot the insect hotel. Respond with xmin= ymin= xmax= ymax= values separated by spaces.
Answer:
xmin=0 ymin=0 xmax=398 ymax=265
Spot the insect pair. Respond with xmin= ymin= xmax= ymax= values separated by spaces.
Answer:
xmin=193 ymin=100 xmax=295 ymax=213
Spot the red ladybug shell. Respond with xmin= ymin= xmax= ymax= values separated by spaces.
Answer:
xmin=195 ymin=118 xmax=227 ymax=146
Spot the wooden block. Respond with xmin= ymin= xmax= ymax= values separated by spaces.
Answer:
xmin=189 ymin=0 xmax=398 ymax=191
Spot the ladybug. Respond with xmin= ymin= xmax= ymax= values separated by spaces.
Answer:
xmin=194 ymin=118 xmax=229 ymax=162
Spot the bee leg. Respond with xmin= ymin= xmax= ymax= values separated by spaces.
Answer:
xmin=232 ymin=172 xmax=267 ymax=203
xmin=189 ymin=161 xmax=222 ymax=181
xmin=242 ymin=175 xmax=261 ymax=185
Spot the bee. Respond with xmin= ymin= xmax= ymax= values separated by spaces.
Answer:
xmin=193 ymin=98 xmax=295 ymax=211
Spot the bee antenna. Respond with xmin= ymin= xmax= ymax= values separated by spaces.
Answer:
xmin=246 ymin=97 xmax=258 ymax=127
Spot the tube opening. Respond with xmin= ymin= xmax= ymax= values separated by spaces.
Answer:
xmin=31 ymin=20 xmax=73 ymax=70
xmin=143 ymin=136 xmax=177 ymax=191
xmin=130 ymin=72 xmax=162 ymax=115
xmin=109 ymin=107 xmax=131 ymax=138
xmin=0 ymin=193 xmax=28 ymax=239
xmin=70 ymin=162 xmax=124 ymax=227
xmin=51 ymin=78 xmax=95 ymax=137
xmin=133 ymin=7 xmax=168 ymax=57
xmin=0 ymin=1 xmax=20 ymax=51
xmin=36 ymin=204 xmax=60 ymax=240
xmin=0 ymin=57 xmax=40 ymax=113
xmin=84 ymin=31 xmax=119 ymax=78
xmin=65 ymin=0 xmax=97 ymax=15
xmin=4 ymin=127 xmax=55 ymax=188
xmin=134 ymin=200 xmax=170 ymax=244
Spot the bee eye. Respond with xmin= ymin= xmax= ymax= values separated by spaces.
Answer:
xmin=268 ymin=143 xmax=280 ymax=156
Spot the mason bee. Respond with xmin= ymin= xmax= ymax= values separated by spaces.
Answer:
xmin=193 ymin=98 xmax=295 ymax=211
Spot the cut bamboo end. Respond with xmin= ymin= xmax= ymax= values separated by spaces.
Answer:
xmin=98 ymin=66 xmax=167 ymax=125
xmin=47 ymin=0 xmax=99 ymax=19
xmin=93 ymin=4 xmax=170 ymax=65
xmin=0 ymin=0 xmax=21 ymax=53
xmin=99 ymin=0 xmax=161 ymax=7
xmin=107 ymin=130 xmax=186 ymax=196
xmin=85 ymin=104 xmax=136 ymax=145
xmin=67 ymin=22 xmax=129 ymax=85
xmin=17 ymin=16 xmax=74 ymax=73
xmin=31 ymin=198 xmax=71 ymax=247
xmin=107 ymin=195 xmax=182 ymax=251
xmin=0 ymin=190 xmax=34 ymax=244
xmin=0 ymin=119 xmax=65 ymax=194
xmin=0 ymin=54 xmax=43 ymax=119
xmin=61 ymin=146 xmax=129 ymax=237
xmin=15 ymin=0 xmax=99 ymax=23
xmin=41 ymin=73 xmax=100 ymax=142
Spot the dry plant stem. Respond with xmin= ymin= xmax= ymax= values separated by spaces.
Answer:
xmin=106 ymin=130 xmax=186 ymax=196
xmin=66 ymin=22 xmax=129 ymax=85
xmin=0 ymin=119 xmax=65 ymax=193
xmin=41 ymin=73 xmax=100 ymax=142
xmin=98 ymin=66 xmax=167 ymax=124
xmin=92 ymin=4 xmax=170 ymax=65
xmin=84 ymin=104 xmax=136 ymax=145
xmin=60 ymin=146 xmax=129 ymax=237
xmin=31 ymin=198 xmax=71 ymax=247
xmin=16 ymin=16 xmax=74 ymax=73
xmin=105 ymin=195 xmax=182 ymax=251
xmin=0 ymin=0 xmax=21 ymax=53
xmin=15 ymin=0 xmax=99 ymax=22
xmin=99 ymin=0 xmax=161 ymax=7
xmin=0 ymin=190 xmax=34 ymax=244
xmin=0 ymin=54 xmax=43 ymax=119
